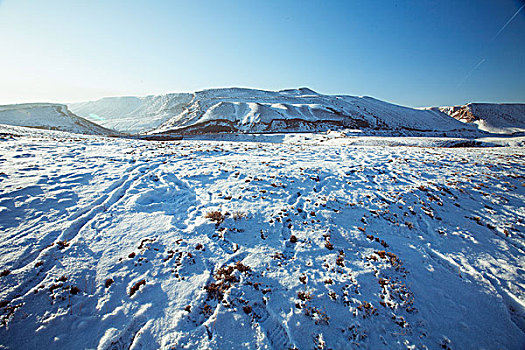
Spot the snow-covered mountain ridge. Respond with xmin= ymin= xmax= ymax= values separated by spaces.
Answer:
xmin=3 ymin=90 xmax=522 ymax=138
xmin=69 ymin=93 xmax=192 ymax=134
xmin=432 ymin=103 xmax=525 ymax=135
xmin=70 ymin=88 xmax=479 ymax=135
xmin=0 ymin=103 xmax=115 ymax=135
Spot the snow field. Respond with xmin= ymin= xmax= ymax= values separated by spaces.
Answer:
xmin=0 ymin=131 xmax=524 ymax=349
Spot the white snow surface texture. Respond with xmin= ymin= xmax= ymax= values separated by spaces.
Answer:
xmin=0 ymin=126 xmax=524 ymax=349
xmin=69 ymin=88 xmax=478 ymax=134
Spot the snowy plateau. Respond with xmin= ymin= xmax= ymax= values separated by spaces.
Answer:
xmin=0 ymin=88 xmax=524 ymax=349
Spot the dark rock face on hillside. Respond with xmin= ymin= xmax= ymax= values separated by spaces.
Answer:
xmin=443 ymin=106 xmax=478 ymax=123
xmin=438 ymin=103 xmax=525 ymax=135
xmin=162 ymin=115 xmax=371 ymax=135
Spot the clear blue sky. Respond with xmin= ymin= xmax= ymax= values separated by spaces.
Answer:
xmin=0 ymin=0 xmax=523 ymax=107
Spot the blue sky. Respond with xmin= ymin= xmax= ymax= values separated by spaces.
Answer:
xmin=0 ymin=0 xmax=523 ymax=107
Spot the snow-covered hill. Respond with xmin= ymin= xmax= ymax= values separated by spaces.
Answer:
xmin=436 ymin=103 xmax=525 ymax=135
xmin=69 ymin=94 xmax=192 ymax=134
xmin=70 ymin=88 xmax=479 ymax=135
xmin=0 ymin=103 xmax=115 ymax=135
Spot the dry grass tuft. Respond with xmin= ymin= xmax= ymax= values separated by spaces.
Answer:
xmin=205 ymin=211 xmax=225 ymax=224
xmin=56 ymin=240 xmax=69 ymax=249
xmin=297 ymin=291 xmax=313 ymax=302
xmin=129 ymin=279 xmax=146 ymax=297
xmin=232 ymin=211 xmax=247 ymax=220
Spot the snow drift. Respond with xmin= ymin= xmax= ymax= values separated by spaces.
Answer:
xmin=0 ymin=103 xmax=115 ymax=135
xmin=70 ymin=88 xmax=479 ymax=135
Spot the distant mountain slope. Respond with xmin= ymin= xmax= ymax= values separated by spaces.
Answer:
xmin=437 ymin=103 xmax=525 ymax=135
xmin=0 ymin=103 xmax=115 ymax=135
xmin=70 ymin=88 xmax=479 ymax=135
xmin=69 ymin=93 xmax=192 ymax=134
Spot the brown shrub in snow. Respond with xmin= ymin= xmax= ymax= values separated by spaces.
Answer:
xmin=129 ymin=279 xmax=146 ymax=296
xmin=205 ymin=211 xmax=225 ymax=224
xmin=56 ymin=240 xmax=69 ymax=249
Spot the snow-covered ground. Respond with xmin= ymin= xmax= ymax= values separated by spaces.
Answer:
xmin=0 ymin=127 xmax=524 ymax=349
